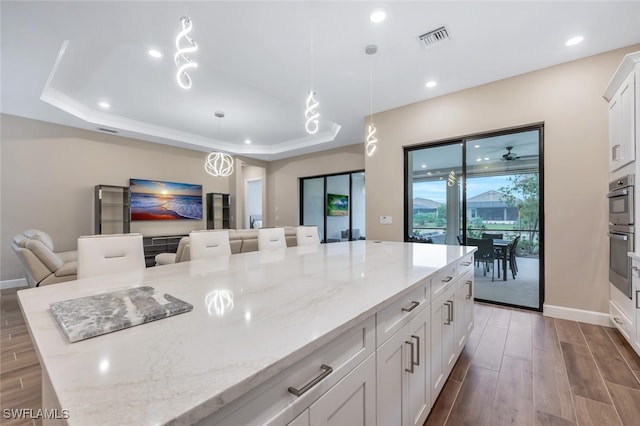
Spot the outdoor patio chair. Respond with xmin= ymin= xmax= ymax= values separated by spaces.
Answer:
xmin=467 ymin=237 xmax=495 ymax=281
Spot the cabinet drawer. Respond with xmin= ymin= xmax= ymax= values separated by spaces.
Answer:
xmin=208 ymin=316 xmax=375 ymax=426
xmin=376 ymin=281 xmax=428 ymax=347
xmin=610 ymin=300 xmax=633 ymax=341
xmin=458 ymin=254 xmax=474 ymax=275
xmin=431 ymin=264 xmax=457 ymax=302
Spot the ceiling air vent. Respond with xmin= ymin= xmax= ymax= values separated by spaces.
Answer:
xmin=418 ymin=26 xmax=450 ymax=48
xmin=97 ymin=127 xmax=118 ymax=134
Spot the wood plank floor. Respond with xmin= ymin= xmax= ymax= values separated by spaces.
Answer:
xmin=3 ymin=288 xmax=640 ymax=426
xmin=425 ymin=303 xmax=640 ymax=426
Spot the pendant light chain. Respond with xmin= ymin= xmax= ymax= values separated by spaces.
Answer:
xmin=304 ymin=0 xmax=320 ymax=135
xmin=365 ymin=45 xmax=378 ymax=156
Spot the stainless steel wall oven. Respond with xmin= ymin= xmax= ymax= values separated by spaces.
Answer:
xmin=609 ymin=175 xmax=634 ymax=298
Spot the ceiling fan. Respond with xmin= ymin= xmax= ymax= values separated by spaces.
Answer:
xmin=501 ymin=146 xmax=537 ymax=161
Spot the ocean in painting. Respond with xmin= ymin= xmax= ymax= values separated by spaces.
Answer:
xmin=130 ymin=193 xmax=202 ymax=220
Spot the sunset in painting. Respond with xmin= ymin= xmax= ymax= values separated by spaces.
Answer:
xmin=130 ymin=179 xmax=202 ymax=220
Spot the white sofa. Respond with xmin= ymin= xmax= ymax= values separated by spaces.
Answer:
xmin=155 ymin=227 xmax=298 ymax=266
xmin=11 ymin=229 xmax=78 ymax=287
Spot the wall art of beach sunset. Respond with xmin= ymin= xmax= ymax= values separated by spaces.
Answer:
xmin=130 ymin=179 xmax=203 ymax=221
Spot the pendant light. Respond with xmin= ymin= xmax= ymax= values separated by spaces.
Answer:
xmin=205 ymin=112 xmax=234 ymax=177
xmin=304 ymin=1 xmax=320 ymax=134
xmin=175 ymin=16 xmax=198 ymax=89
xmin=365 ymin=44 xmax=378 ymax=156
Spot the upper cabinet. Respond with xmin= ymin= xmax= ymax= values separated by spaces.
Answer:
xmin=604 ymin=51 xmax=640 ymax=172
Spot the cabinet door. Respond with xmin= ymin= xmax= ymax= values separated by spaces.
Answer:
xmin=633 ymin=263 xmax=640 ymax=355
xmin=309 ymin=354 xmax=375 ymax=426
xmin=406 ymin=306 xmax=431 ymax=426
xmin=609 ymin=94 xmax=621 ymax=171
xmin=455 ymin=270 xmax=474 ymax=353
xmin=609 ymin=71 xmax=636 ymax=171
xmin=431 ymin=286 xmax=456 ymax=402
xmin=288 ymin=410 xmax=309 ymax=426
xmin=619 ymin=72 xmax=635 ymax=167
xmin=376 ymin=325 xmax=407 ymax=426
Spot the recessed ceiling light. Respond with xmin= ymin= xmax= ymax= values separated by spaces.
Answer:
xmin=427 ymin=172 xmax=432 ymax=176
xmin=370 ymin=9 xmax=386 ymax=23
xmin=245 ymin=139 xmax=252 ymax=144
xmin=148 ymin=49 xmax=163 ymax=58
xmin=421 ymin=164 xmax=427 ymax=168
xmin=483 ymin=157 xmax=489 ymax=161
xmin=425 ymin=81 xmax=437 ymax=88
xmin=476 ymin=158 xmax=482 ymax=162
xmin=565 ymin=36 xmax=584 ymax=46
xmin=98 ymin=101 xmax=110 ymax=109
xmin=474 ymin=144 xmax=480 ymax=148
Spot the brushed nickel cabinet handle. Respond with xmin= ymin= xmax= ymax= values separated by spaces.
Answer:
xmin=637 ymin=291 xmax=640 ymax=310
xmin=466 ymin=280 xmax=473 ymax=299
xmin=288 ymin=364 xmax=333 ymax=397
xmin=461 ymin=261 xmax=471 ymax=267
xmin=444 ymin=302 xmax=452 ymax=325
xmin=405 ymin=340 xmax=415 ymax=373
xmin=442 ymin=276 xmax=453 ymax=283
xmin=402 ymin=301 xmax=420 ymax=313
xmin=613 ymin=317 xmax=624 ymax=325
xmin=448 ymin=300 xmax=454 ymax=322
xmin=411 ymin=335 xmax=420 ymax=367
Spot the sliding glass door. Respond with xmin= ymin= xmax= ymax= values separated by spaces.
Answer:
xmin=300 ymin=170 xmax=366 ymax=243
xmin=406 ymin=143 xmax=462 ymax=245
xmin=405 ymin=125 xmax=543 ymax=311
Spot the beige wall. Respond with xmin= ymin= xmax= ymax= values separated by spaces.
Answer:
xmin=366 ymin=44 xmax=640 ymax=313
xmin=0 ymin=114 xmax=229 ymax=281
xmin=266 ymin=144 xmax=365 ymax=227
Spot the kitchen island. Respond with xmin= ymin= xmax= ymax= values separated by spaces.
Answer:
xmin=17 ymin=240 xmax=476 ymax=425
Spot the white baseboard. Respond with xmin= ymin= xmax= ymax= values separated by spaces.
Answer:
xmin=543 ymin=304 xmax=612 ymax=327
xmin=0 ymin=278 xmax=28 ymax=290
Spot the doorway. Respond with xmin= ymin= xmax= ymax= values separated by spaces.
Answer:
xmin=404 ymin=124 xmax=544 ymax=311
xmin=246 ymin=178 xmax=263 ymax=229
xmin=300 ymin=171 xmax=366 ymax=243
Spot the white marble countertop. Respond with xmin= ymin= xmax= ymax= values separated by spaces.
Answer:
xmin=18 ymin=241 xmax=475 ymax=425
xmin=628 ymin=252 xmax=640 ymax=262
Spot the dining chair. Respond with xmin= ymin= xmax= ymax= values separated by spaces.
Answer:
xmin=507 ymin=236 xmax=521 ymax=278
xmin=189 ymin=230 xmax=232 ymax=260
xmin=296 ymin=226 xmax=320 ymax=246
xmin=481 ymin=233 xmax=503 ymax=240
xmin=467 ymin=237 xmax=495 ymax=281
xmin=258 ymin=227 xmax=287 ymax=250
xmin=77 ymin=233 xmax=145 ymax=279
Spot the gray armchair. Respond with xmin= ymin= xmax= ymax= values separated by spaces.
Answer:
xmin=11 ymin=229 xmax=77 ymax=287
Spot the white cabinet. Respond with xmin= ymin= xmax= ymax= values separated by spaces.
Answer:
xmin=286 ymin=354 xmax=375 ymax=426
xmin=376 ymin=305 xmax=431 ymax=426
xmin=430 ymin=283 xmax=457 ymax=401
xmin=308 ymin=353 xmax=376 ymax=426
xmin=604 ymin=51 xmax=640 ymax=172
xmin=608 ymin=72 xmax=635 ymax=171
xmin=455 ymin=269 xmax=474 ymax=353
xmin=633 ymin=261 xmax=640 ymax=355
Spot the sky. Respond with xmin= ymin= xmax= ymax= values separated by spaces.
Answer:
xmin=413 ymin=175 xmax=513 ymax=204
xmin=129 ymin=179 xmax=202 ymax=196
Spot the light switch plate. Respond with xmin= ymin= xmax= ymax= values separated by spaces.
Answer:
xmin=380 ymin=216 xmax=392 ymax=225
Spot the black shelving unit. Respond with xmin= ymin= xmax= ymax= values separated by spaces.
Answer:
xmin=206 ymin=193 xmax=231 ymax=229
xmin=94 ymin=185 xmax=130 ymax=234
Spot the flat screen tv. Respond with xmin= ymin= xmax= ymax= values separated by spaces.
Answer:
xmin=327 ymin=193 xmax=349 ymax=216
xmin=130 ymin=179 xmax=203 ymax=221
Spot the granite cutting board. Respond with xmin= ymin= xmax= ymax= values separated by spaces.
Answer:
xmin=49 ymin=286 xmax=193 ymax=343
